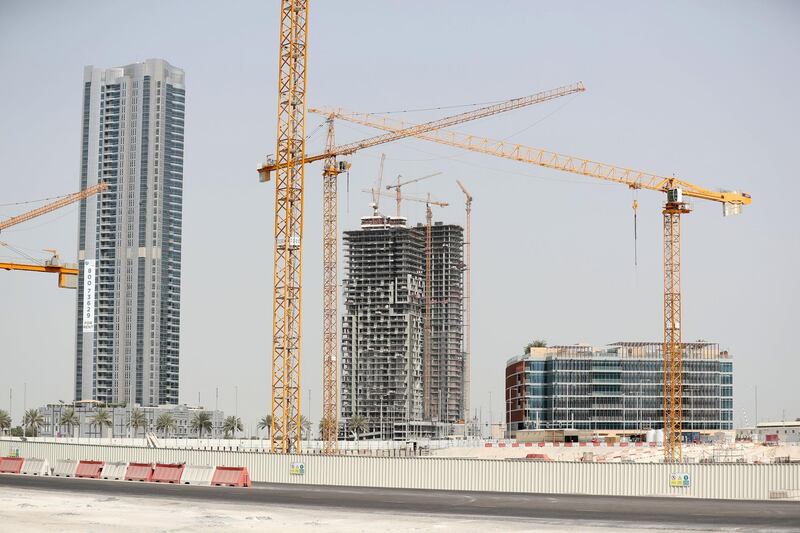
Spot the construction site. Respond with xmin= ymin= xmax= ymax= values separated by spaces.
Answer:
xmin=2 ymin=2 xmax=799 ymax=529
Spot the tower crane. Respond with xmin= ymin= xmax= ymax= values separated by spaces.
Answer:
xmin=0 ymin=182 xmax=108 ymax=289
xmin=325 ymin=109 xmax=751 ymax=462
xmin=266 ymin=0 xmax=310 ymax=454
xmin=456 ymin=180 xmax=472 ymax=427
xmin=261 ymin=78 xmax=585 ymax=454
xmin=386 ymin=171 xmax=443 ymax=217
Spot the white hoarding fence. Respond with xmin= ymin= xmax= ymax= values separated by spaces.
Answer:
xmin=2 ymin=439 xmax=798 ymax=501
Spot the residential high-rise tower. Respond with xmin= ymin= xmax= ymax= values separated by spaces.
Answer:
xmin=75 ymin=59 xmax=185 ymax=407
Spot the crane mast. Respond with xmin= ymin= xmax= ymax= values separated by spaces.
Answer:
xmin=663 ymin=192 xmax=691 ymax=462
xmin=456 ymin=180 xmax=472 ymax=427
xmin=424 ymin=200 xmax=433 ymax=421
xmin=269 ymin=0 xmax=309 ymax=454
xmin=321 ymin=115 xmax=341 ymax=453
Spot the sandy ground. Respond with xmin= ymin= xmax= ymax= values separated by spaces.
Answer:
xmin=0 ymin=485 xmax=723 ymax=533
xmin=432 ymin=442 xmax=800 ymax=463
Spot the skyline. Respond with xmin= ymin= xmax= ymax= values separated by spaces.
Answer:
xmin=1 ymin=1 xmax=798 ymax=433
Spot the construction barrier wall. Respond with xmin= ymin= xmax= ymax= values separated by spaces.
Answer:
xmin=1 ymin=440 xmax=798 ymax=500
xmin=20 ymin=458 xmax=50 ymax=476
xmin=100 ymin=462 xmax=128 ymax=480
xmin=51 ymin=459 xmax=78 ymax=477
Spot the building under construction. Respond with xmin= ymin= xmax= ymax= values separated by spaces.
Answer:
xmin=340 ymin=215 xmax=464 ymax=439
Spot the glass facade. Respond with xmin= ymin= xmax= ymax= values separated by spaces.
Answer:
xmin=506 ymin=342 xmax=734 ymax=433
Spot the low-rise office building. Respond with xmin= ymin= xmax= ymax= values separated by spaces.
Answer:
xmin=506 ymin=341 xmax=733 ymax=437
xmin=37 ymin=402 xmax=225 ymax=438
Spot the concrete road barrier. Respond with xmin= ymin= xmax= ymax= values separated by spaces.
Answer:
xmin=52 ymin=459 xmax=78 ymax=477
xmin=211 ymin=466 xmax=251 ymax=487
xmin=152 ymin=463 xmax=185 ymax=484
xmin=21 ymin=458 xmax=50 ymax=476
xmin=182 ymin=464 xmax=215 ymax=486
xmin=125 ymin=462 xmax=154 ymax=482
xmin=100 ymin=461 xmax=128 ymax=480
xmin=75 ymin=460 xmax=104 ymax=479
xmin=0 ymin=457 xmax=24 ymax=474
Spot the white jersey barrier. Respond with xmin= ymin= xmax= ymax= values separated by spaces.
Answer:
xmin=20 ymin=458 xmax=50 ymax=476
xmin=100 ymin=461 xmax=129 ymax=480
xmin=181 ymin=464 xmax=215 ymax=486
xmin=51 ymin=458 xmax=78 ymax=477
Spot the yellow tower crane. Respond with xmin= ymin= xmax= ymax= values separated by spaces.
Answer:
xmin=323 ymin=109 xmax=751 ymax=462
xmin=386 ymin=171 xmax=443 ymax=218
xmin=261 ymin=80 xmax=585 ymax=454
xmin=0 ymin=182 xmax=108 ymax=288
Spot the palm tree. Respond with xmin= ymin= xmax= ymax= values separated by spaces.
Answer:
xmin=319 ymin=416 xmax=337 ymax=442
xmin=257 ymin=414 xmax=273 ymax=439
xmin=0 ymin=410 xmax=11 ymax=435
xmin=348 ymin=415 xmax=369 ymax=441
xmin=190 ymin=411 xmax=213 ymax=439
xmin=90 ymin=409 xmax=113 ymax=438
xmin=155 ymin=413 xmax=177 ymax=438
xmin=300 ymin=415 xmax=312 ymax=440
xmin=23 ymin=409 xmax=45 ymax=437
xmin=223 ymin=415 xmax=244 ymax=439
xmin=59 ymin=408 xmax=79 ymax=438
xmin=128 ymin=408 xmax=147 ymax=437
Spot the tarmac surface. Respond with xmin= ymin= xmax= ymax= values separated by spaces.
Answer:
xmin=2 ymin=473 xmax=799 ymax=531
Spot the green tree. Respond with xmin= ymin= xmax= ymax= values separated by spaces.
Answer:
xmin=128 ymin=408 xmax=148 ymax=437
xmin=59 ymin=408 xmax=79 ymax=437
xmin=524 ymin=340 xmax=547 ymax=353
xmin=155 ymin=413 xmax=177 ymax=437
xmin=0 ymin=410 xmax=11 ymax=434
xmin=300 ymin=415 xmax=312 ymax=440
xmin=223 ymin=415 xmax=244 ymax=438
xmin=190 ymin=411 xmax=213 ymax=439
xmin=348 ymin=415 xmax=368 ymax=441
xmin=318 ymin=416 xmax=337 ymax=442
xmin=90 ymin=409 xmax=113 ymax=437
xmin=257 ymin=414 xmax=273 ymax=438
xmin=23 ymin=409 xmax=45 ymax=437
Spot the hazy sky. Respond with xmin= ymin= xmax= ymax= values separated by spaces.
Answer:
xmin=1 ymin=1 xmax=797 ymax=434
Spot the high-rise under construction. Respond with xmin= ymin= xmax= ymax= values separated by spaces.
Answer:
xmin=340 ymin=214 xmax=464 ymax=439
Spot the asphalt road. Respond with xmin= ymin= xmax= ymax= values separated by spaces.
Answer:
xmin=2 ymin=474 xmax=799 ymax=530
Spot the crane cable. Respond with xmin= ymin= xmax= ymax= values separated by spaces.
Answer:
xmin=632 ymin=192 xmax=639 ymax=267
xmin=0 ymin=192 xmax=74 ymax=208
xmin=0 ymin=240 xmax=45 ymax=266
